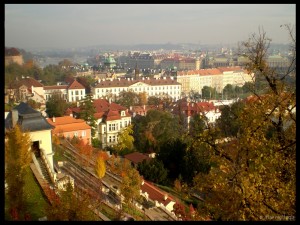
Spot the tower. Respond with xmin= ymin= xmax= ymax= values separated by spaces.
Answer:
xmin=134 ymin=61 xmax=139 ymax=80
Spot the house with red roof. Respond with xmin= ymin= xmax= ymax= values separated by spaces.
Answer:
xmin=6 ymin=76 xmax=45 ymax=104
xmin=46 ymin=116 xmax=91 ymax=145
xmin=172 ymin=98 xmax=221 ymax=130
xmin=66 ymin=98 xmax=131 ymax=148
xmin=123 ymin=152 xmax=154 ymax=168
xmin=140 ymin=180 xmax=176 ymax=216
xmin=43 ymin=79 xmax=86 ymax=103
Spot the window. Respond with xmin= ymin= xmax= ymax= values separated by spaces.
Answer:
xmin=74 ymin=132 xmax=78 ymax=137
xmin=125 ymin=121 xmax=128 ymax=126
xmin=121 ymin=111 xmax=125 ymax=116
xmin=109 ymin=124 xmax=116 ymax=131
xmin=82 ymin=131 xmax=86 ymax=137
xmin=109 ymin=136 xmax=112 ymax=143
xmin=112 ymin=136 xmax=116 ymax=142
xmin=120 ymin=121 xmax=122 ymax=128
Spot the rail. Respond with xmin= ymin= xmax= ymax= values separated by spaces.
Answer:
xmin=40 ymin=148 xmax=57 ymax=184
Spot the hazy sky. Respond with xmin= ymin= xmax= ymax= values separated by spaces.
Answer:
xmin=5 ymin=4 xmax=295 ymax=49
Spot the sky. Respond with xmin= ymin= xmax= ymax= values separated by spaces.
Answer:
xmin=5 ymin=4 xmax=296 ymax=50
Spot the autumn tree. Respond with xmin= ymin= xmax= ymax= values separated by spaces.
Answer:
xmin=5 ymin=125 xmax=32 ymax=220
xmin=114 ymin=124 xmax=134 ymax=154
xmin=95 ymin=154 xmax=106 ymax=180
xmin=78 ymin=94 xmax=97 ymax=136
xmin=192 ymin=26 xmax=296 ymax=221
xmin=120 ymin=167 xmax=142 ymax=207
xmin=45 ymin=182 xmax=98 ymax=221
xmin=138 ymin=92 xmax=148 ymax=105
xmin=75 ymin=138 xmax=93 ymax=166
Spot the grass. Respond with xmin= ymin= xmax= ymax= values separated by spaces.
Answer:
xmin=5 ymin=166 xmax=50 ymax=221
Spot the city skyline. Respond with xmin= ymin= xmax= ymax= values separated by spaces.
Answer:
xmin=5 ymin=4 xmax=296 ymax=50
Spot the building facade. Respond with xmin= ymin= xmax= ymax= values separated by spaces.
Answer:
xmin=177 ymin=66 xmax=254 ymax=95
xmin=92 ymin=77 xmax=181 ymax=102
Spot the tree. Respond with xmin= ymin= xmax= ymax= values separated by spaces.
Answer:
xmin=147 ymin=96 xmax=160 ymax=106
xmin=223 ymin=84 xmax=234 ymax=99
xmin=46 ymin=92 xmax=68 ymax=117
xmin=27 ymin=99 xmax=41 ymax=110
xmin=75 ymin=138 xmax=93 ymax=166
xmin=120 ymin=167 xmax=142 ymax=206
xmin=5 ymin=125 xmax=32 ymax=220
xmin=116 ymin=91 xmax=139 ymax=108
xmin=189 ymin=114 xmax=206 ymax=137
xmin=95 ymin=154 xmax=106 ymax=180
xmin=114 ymin=124 xmax=134 ymax=154
xmin=137 ymin=159 xmax=168 ymax=185
xmin=138 ymin=92 xmax=147 ymax=106
xmin=78 ymin=94 xmax=97 ymax=137
xmin=45 ymin=182 xmax=98 ymax=221
xmin=192 ymin=26 xmax=296 ymax=221
xmin=215 ymin=100 xmax=245 ymax=138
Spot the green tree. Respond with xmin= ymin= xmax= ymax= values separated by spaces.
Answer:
xmin=116 ymin=91 xmax=139 ymax=108
xmin=5 ymin=125 xmax=32 ymax=220
xmin=46 ymin=92 xmax=68 ymax=117
xmin=223 ymin=84 xmax=234 ymax=99
xmin=189 ymin=114 xmax=206 ymax=137
xmin=192 ymin=26 xmax=296 ymax=221
xmin=215 ymin=100 xmax=245 ymax=138
xmin=78 ymin=94 xmax=97 ymax=136
xmin=137 ymin=159 xmax=168 ymax=185
xmin=27 ymin=99 xmax=41 ymax=110
xmin=147 ymin=96 xmax=160 ymax=106
xmin=201 ymin=86 xmax=216 ymax=99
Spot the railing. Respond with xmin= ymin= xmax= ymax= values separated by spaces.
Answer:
xmin=40 ymin=148 xmax=57 ymax=184
xmin=31 ymin=152 xmax=44 ymax=178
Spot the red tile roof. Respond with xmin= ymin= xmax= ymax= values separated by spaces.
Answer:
xmin=16 ymin=77 xmax=44 ymax=88
xmin=141 ymin=181 xmax=174 ymax=207
xmin=66 ymin=99 xmax=130 ymax=121
xmin=46 ymin=116 xmax=91 ymax=134
xmin=124 ymin=152 xmax=151 ymax=164
xmin=68 ymin=79 xmax=85 ymax=90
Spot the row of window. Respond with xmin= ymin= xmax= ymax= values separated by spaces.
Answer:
xmin=70 ymin=90 xmax=84 ymax=95
xmin=65 ymin=130 xmax=86 ymax=138
xmin=96 ymin=85 xmax=180 ymax=94
xmin=107 ymin=121 xmax=129 ymax=132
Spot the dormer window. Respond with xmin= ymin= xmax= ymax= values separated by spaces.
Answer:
xmin=121 ymin=111 xmax=125 ymax=116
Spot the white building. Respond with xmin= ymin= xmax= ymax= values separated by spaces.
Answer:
xmin=91 ymin=77 xmax=181 ymax=102
xmin=177 ymin=66 xmax=254 ymax=95
xmin=44 ymin=79 xmax=86 ymax=103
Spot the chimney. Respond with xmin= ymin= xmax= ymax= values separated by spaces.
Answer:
xmin=11 ymin=109 xmax=18 ymax=127
xmin=52 ymin=116 xmax=55 ymax=123
xmin=163 ymin=194 xmax=168 ymax=201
